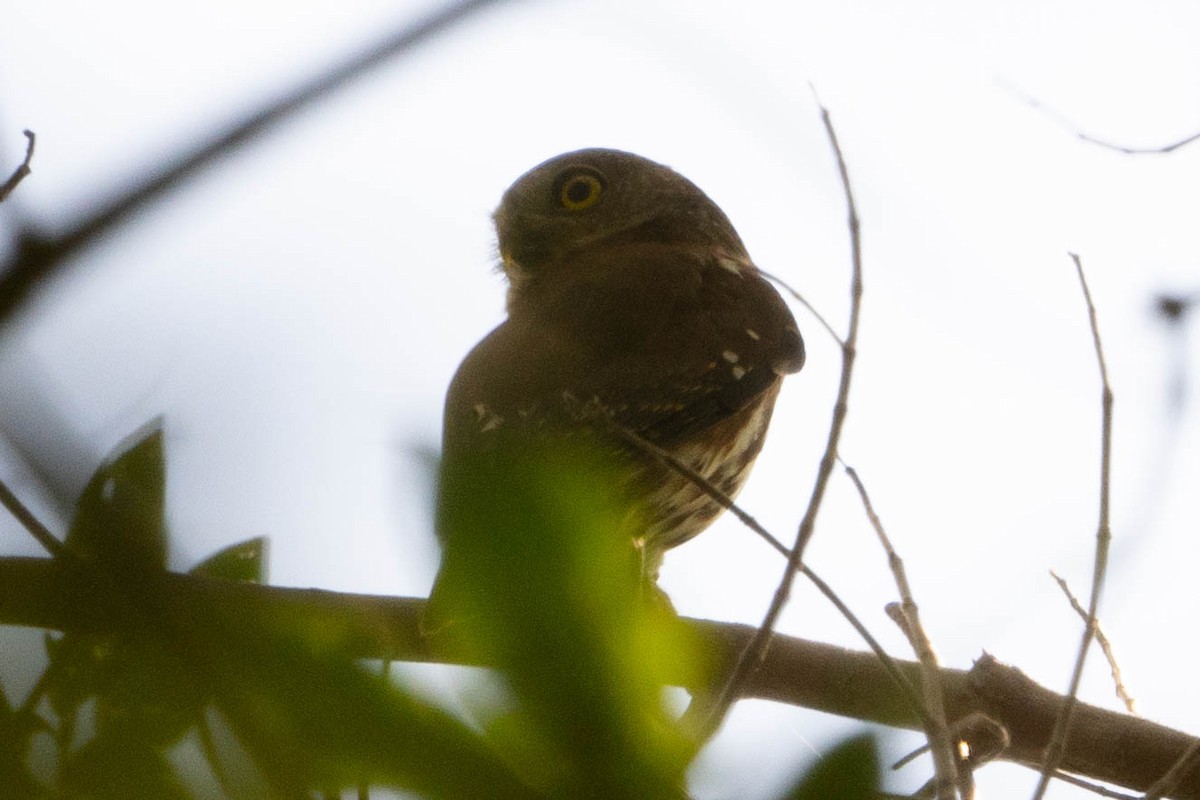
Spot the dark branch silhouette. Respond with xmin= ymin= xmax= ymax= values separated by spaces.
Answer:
xmin=0 ymin=0 xmax=509 ymax=325
xmin=0 ymin=130 xmax=35 ymax=204
xmin=1 ymin=556 xmax=1198 ymax=798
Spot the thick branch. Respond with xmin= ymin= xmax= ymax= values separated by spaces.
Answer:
xmin=1 ymin=556 xmax=1197 ymax=798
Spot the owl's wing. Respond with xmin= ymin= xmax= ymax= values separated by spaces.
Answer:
xmin=441 ymin=313 xmax=593 ymax=456
xmin=574 ymin=246 xmax=804 ymax=446
xmin=443 ymin=245 xmax=803 ymax=453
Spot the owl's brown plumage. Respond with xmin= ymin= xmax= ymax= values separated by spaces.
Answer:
xmin=441 ymin=148 xmax=804 ymax=577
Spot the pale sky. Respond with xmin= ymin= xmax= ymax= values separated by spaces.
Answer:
xmin=1 ymin=1 xmax=1199 ymax=797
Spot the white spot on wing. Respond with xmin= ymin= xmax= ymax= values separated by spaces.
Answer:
xmin=745 ymin=329 xmax=761 ymax=341
xmin=722 ymin=350 xmax=739 ymax=363
xmin=731 ymin=366 xmax=747 ymax=380
xmin=473 ymin=403 xmax=504 ymax=432
xmin=716 ymin=255 xmax=743 ymax=274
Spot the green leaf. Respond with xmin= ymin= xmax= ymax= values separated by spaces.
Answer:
xmin=0 ymin=684 xmax=47 ymax=798
xmin=60 ymin=735 xmax=192 ymax=800
xmin=44 ymin=624 xmax=207 ymax=754
xmin=24 ymin=423 xmax=537 ymax=798
xmin=67 ymin=420 xmax=167 ymax=573
xmin=432 ymin=435 xmax=707 ymax=799
xmin=188 ymin=599 xmax=538 ymax=799
xmin=50 ymin=422 xmax=202 ymax=766
xmin=779 ymin=733 xmax=879 ymax=800
xmin=190 ymin=537 xmax=267 ymax=584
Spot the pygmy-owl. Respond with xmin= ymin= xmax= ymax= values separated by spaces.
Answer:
xmin=439 ymin=148 xmax=804 ymax=585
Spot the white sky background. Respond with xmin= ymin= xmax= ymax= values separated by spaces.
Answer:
xmin=1 ymin=0 xmax=1198 ymax=797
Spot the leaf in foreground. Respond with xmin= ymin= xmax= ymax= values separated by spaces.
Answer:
xmin=434 ymin=435 xmax=708 ymax=799
xmin=779 ymin=733 xmax=879 ymax=800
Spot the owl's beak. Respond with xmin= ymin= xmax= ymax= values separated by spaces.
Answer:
xmin=499 ymin=249 xmax=532 ymax=312
xmin=499 ymin=247 xmax=524 ymax=280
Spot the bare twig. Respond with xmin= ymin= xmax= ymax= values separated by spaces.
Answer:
xmin=845 ymin=463 xmax=958 ymax=799
xmin=1144 ymin=741 xmax=1200 ymax=800
xmin=604 ymin=422 xmax=927 ymax=733
xmin=1032 ymin=253 xmax=1114 ymax=799
xmin=0 ymin=0 xmax=508 ymax=326
xmin=1051 ymin=570 xmax=1136 ymax=713
xmin=1053 ymin=772 xmax=1139 ymax=800
xmin=1005 ymin=84 xmax=1200 ymax=155
xmin=759 ymin=267 xmax=843 ymax=346
xmin=1069 ymin=127 xmax=1199 ymax=156
xmin=698 ymin=91 xmax=864 ymax=738
xmin=0 ymin=130 xmax=35 ymax=204
xmin=893 ymin=687 xmax=1011 ymax=797
xmin=604 ymin=421 xmax=790 ymax=555
xmin=796 ymin=564 xmax=925 ymax=727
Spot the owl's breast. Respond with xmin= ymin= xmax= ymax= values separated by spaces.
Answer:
xmin=633 ymin=378 xmax=783 ymax=560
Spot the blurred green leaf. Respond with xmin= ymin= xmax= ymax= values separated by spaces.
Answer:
xmin=778 ymin=733 xmax=879 ymax=800
xmin=43 ymin=626 xmax=208 ymax=790
xmin=21 ymin=421 xmax=734 ymax=798
xmin=59 ymin=735 xmax=192 ymax=800
xmin=33 ymin=421 xmax=536 ymax=798
xmin=190 ymin=537 xmax=267 ymax=584
xmin=0 ymin=684 xmax=46 ymax=798
xmin=46 ymin=421 xmax=204 ymax=779
xmin=44 ymin=631 xmax=93 ymax=728
xmin=433 ymin=435 xmax=707 ymax=799
xmin=67 ymin=420 xmax=167 ymax=573
xmin=190 ymin=600 xmax=537 ymax=799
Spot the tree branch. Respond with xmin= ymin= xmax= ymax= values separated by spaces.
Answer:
xmin=1 ymin=556 xmax=1197 ymax=798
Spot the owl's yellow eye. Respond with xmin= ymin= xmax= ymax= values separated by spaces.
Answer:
xmin=557 ymin=170 xmax=604 ymax=211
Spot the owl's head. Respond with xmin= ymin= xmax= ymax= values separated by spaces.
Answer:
xmin=493 ymin=149 xmax=747 ymax=294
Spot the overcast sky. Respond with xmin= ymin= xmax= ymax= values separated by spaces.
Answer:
xmin=1 ymin=1 xmax=1198 ymax=797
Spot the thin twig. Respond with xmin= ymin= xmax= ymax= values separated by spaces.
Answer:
xmin=0 ymin=0 xmax=508 ymax=325
xmin=606 ymin=422 xmax=927 ymax=730
xmin=0 ymin=475 xmax=69 ymax=559
xmin=1069 ymin=126 xmax=1198 ymax=156
xmin=1050 ymin=570 xmax=1136 ymax=714
xmin=797 ymin=563 xmax=926 ymax=727
xmin=759 ymin=267 xmax=843 ymax=346
xmin=605 ymin=422 xmax=790 ymax=555
xmin=1142 ymin=740 xmax=1200 ymax=800
xmin=1004 ymin=83 xmax=1200 ymax=155
xmin=844 ymin=463 xmax=958 ymax=800
xmin=1032 ymin=253 xmax=1114 ymax=799
xmin=1052 ymin=771 xmax=1138 ymax=800
xmin=0 ymin=130 xmax=35 ymax=204
xmin=698 ymin=91 xmax=864 ymax=738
